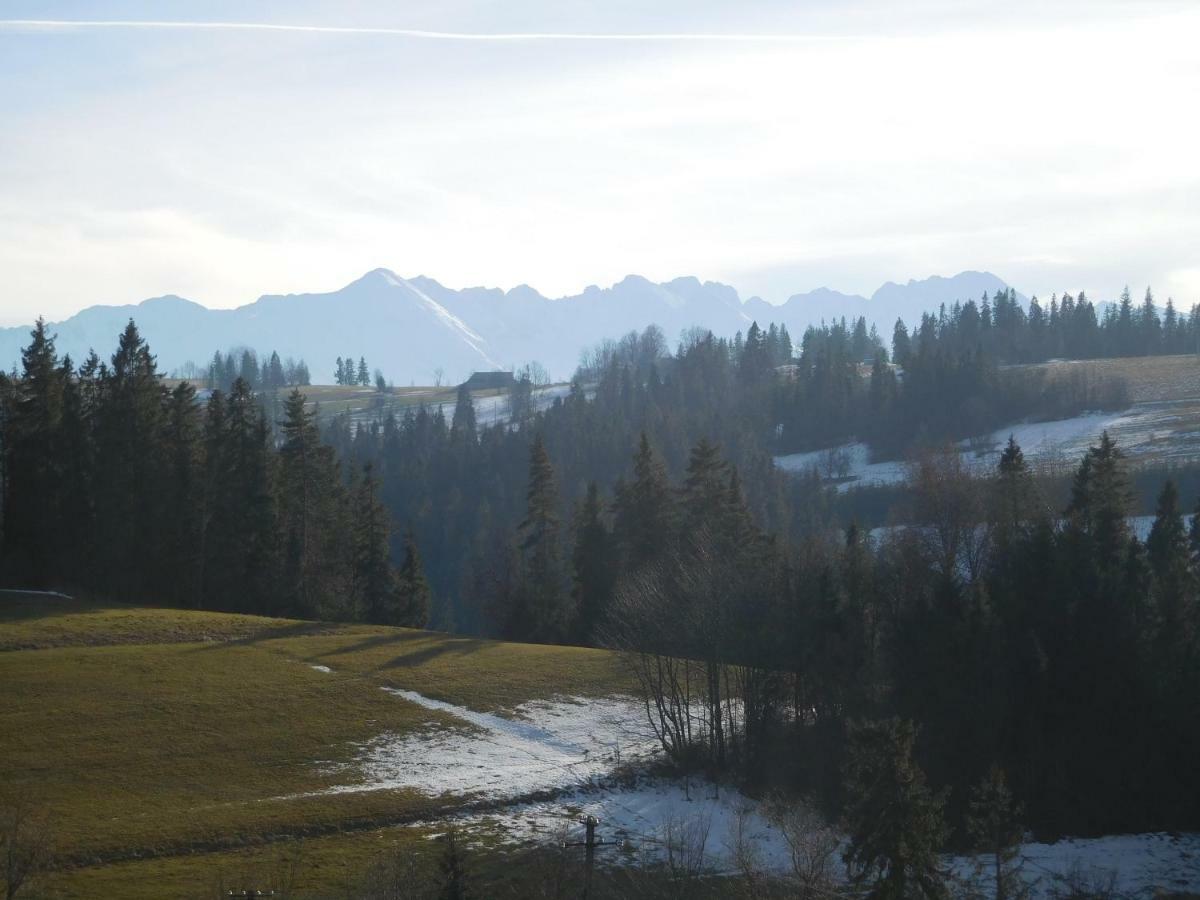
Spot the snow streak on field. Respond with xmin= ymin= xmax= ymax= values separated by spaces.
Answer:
xmin=330 ymin=690 xmax=659 ymax=800
xmin=326 ymin=688 xmax=1200 ymax=896
xmin=776 ymin=399 xmax=1200 ymax=491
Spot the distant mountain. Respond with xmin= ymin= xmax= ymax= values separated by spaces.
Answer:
xmin=0 ymin=269 xmax=1017 ymax=384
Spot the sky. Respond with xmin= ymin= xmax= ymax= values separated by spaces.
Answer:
xmin=1 ymin=0 xmax=1198 ymax=325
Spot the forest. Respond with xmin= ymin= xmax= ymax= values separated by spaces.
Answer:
xmin=2 ymin=290 xmax=1198 ymax=848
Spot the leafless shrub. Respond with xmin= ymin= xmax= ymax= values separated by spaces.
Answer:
xmin=0 ymin=786 xmax=54 ymax=900
xmin=356 ymin=847 xmax=429 ymax=900
xmin=662 ymin=808 xmax=712 ymax=887
xmin=726 ymin=804 xmax=765 ymax=898
xmin=765 ymin=796 xmax=840 ymax=900
xmin=1047 ymin=860 xmax=1123 ymax=900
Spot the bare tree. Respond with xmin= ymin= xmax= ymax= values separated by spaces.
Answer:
xmin=432 ymin=367 xmax=445 ymax=388
xmin=909 ymin=446 xmax=991 ymax=583
xmin=726 ymin=804 xmax=766 ymax=898
xmin=765 ymin=796 xmax=840 ymax=900
xmin=662 ymin=808 xmax=712 ymax=891
xmin=0 ymin=788 xmax=53 ymax=900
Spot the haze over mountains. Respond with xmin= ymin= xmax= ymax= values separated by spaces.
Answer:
xmin=0 ymin=270 xmax=1017 ymax=384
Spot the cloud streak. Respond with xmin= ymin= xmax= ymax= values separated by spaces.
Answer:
xmin=0 ymin=19 xmax=855 ymax=42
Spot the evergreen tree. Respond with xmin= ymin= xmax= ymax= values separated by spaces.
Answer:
xmin=2 ymin=318 xmax=65 ymax=583
xmin=354 ymin=463 xmax=400 ymax=624
xmin=680 ymin=437 xmax=728 ymax=530
xmin=161 ymin=381 xmax=203 ymax=607
xmin=612 ymin=433 xmax=675 ymax=568
xmin=966 ymin=766 xmax=1026 ymax=900
xmin=450 ymin=383 xmax=477 ymax=444
xmin=94 ymin=320 xmax=166 ymax=600
xmin=843 ymin=718 xmax=949 ymax=900
xmin=278 ymin=388 xmax=341 ymax=617
xmin=396 ymin=530 xmax=431 ymax=628
xmin=358 ymin=356 xmax=370 ymax=386
xmin=571 ymin=482 xmax=614 ymax=644
xmin=514 ymin=434 xmax=570 ymax=642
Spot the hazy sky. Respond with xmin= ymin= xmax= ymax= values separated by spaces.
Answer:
xmin=1 ymin=1 xmax=1198 ymax=325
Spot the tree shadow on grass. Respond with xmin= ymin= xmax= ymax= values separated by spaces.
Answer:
xmin=185 ymin=620 xmax=346 ymax=652
xmin=376 ymin=637 xmax=486 ymax=671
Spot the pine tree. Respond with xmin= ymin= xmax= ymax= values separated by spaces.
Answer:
xmin=278 ymin=388 xmax=339 ymax=616
xmin=335 ymin=357 xmax=345 ymax=385
xmin=966 ymin=766 xmax=1026 ymax=900
xmin=267 ymin=351 xmax=285 ymax=390
xmin=354 ymin=463 xmax=400 ymax=624
xmin=396 ymin=530 xmax=431 ymax=628
xmin=680 ymin=437 xmax=728 ymax=530
xmin=612 ymin=433 xmax=675 ymax=568
xmin=843 ymin=718 xmax=949 ymax=900
xmin=571 ymin=482 xmax=614 ymax=644
xmin=94 ymin=320 xmax=166 ymax=600
xmin=450 ymin=383 xmax=477 ymax=443
xmin=161 ymin=381 xmax=203 ymax=607
xmin=357 ymin=356 xmax=370 ymax=386
xmin=514 ymin=434 xmax=570 ymax=642
xmin=2 ymin=318 xmax=65 ymax=583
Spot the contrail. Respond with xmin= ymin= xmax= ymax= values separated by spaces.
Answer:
xmin=0 ymin=19 xmax=851 ymax=42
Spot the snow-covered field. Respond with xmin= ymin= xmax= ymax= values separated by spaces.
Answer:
xmin=312 ymin=681 xmax=1200 ymax=896
xmin=776 ymin=399 xmax=1200 ymax=491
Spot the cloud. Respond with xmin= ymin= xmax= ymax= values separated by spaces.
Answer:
xmin=0 ymin=18 xmax=854 ymax=42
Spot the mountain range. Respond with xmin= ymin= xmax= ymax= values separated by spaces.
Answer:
xmin=0 ymin=270 xmax=1017 ymax=384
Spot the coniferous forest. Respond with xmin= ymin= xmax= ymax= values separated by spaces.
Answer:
xmin=2 ymin=297 xmax=1199 ymax=846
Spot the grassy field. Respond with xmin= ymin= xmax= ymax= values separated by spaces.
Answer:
xmin=0 ymin=592 xmax=628 ymax=898
xmin=1021 ymin=353 xmax=1200 ymax=403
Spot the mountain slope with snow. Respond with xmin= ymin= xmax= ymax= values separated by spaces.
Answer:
xmin=0 ymin=269 xmax=1018 ymax=383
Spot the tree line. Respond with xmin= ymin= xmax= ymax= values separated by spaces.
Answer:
xmin=775 ymin=313 xmax=1130 ymax=458
xmin=893 ymin=285 xmax=1199 ymax=365
xmin=204 ymin=348 xmax=311 ymax=393
xmin=0 ymin=319 xmax=427 ymax=627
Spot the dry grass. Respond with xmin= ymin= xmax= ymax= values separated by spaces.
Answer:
xmin=0 ymin=596 xmax=630 ymax=896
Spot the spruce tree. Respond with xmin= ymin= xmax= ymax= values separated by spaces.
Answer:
xmin=2 ymin=318 xmax=65 ymax=583
xmin=358 ymin=356 xmax=370 ymax=386
xmin=396 ymin=531 xmax=431 ymax=628
xmin=966 ymin=766 xmax=1026 ymax=900
xmin=162 ymin=381 xmax=203 ymax=607
xmin=278 ymin=388 xmax=339 ymax=616
xmin=843 ymin=718 xmax=949 ymax=900
xmin=571 ymin=482 xmax=614 ymax=645
xmin=612 ymin=432 xmax=675 ymax=568
xmin=354 ymin=463 xmax=400 ymax=624
xmin=515 ymin=434 xmax=569 ymax=642
xmin=450 ymin=383 xmax=477 ymax=444
xmin=680 ymin=437 xmax=728 ymax=530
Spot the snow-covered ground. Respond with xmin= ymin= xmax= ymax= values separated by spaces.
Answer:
xmin=776 ymin=400 xmax=1200 ymax=492
xmin=316 ymin=685 xmax=1200 ymax=896
xmin=326 ymin=689 xmax=659 ymax=800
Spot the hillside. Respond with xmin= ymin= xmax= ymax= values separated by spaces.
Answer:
xmin=0 ymin=592 xmax=631 ymax=897
xmin=777 ymin=353 xmax=1200 ymax=492
xmin=0 ymin=270 xmax=1014 ymax=385
xmin=5 ymin=593 xmax=1199 ymax=899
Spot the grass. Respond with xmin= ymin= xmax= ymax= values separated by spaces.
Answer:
xmin=0 ymin=593 xmax=629 ymax=896
xmin=1024 ymin=353 xmax=1200 ymax=403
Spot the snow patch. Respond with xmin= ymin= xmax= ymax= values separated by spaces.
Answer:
xmin=309 ymin=664 xmax=333 ymax=673
xmin=327 ymin=689 xmax=658 ymax=800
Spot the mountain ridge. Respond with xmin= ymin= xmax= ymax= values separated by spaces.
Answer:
xmin=0 ymin=269 xmax=1018 ymax=383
